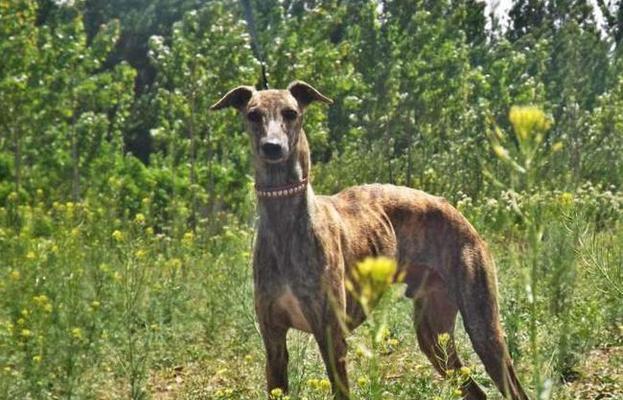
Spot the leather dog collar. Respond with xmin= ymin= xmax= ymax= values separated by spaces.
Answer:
xmin=255 ymin=177 xmax=308 ymax=198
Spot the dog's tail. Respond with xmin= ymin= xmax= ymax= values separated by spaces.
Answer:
xmin=456 ymin=241 xmax=530 ymax=400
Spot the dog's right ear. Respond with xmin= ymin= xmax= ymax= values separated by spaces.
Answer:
xmin=210 ymin=86 xmax=255 ymax=111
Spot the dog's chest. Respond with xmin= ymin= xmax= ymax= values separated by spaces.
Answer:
xmin=275 ymin=286 xmax=312 ymax=333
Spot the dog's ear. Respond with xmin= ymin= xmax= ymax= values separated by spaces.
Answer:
xmin=210 ymin=86 xmax=256 ymax=111
xmin=287 ymin=81 xmax=333 ymax=108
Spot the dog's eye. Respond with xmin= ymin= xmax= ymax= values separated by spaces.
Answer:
xmin=282 ymin=109 xmax=298 ymax=121
xmin=247 ymin=110 xmax=262 ymax=122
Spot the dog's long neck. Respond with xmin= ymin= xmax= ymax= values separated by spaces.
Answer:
xmin=255 ymin=131 xmax=315 ymax=231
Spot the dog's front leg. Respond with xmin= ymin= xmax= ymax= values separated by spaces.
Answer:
xmin=259 ymin=317 xmax=289 ymax=396
xmin=313 ymin=311 xmax=350 ymax=400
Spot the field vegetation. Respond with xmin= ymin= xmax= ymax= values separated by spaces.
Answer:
xmin=1 ymin=0 xmax=622 ymax=399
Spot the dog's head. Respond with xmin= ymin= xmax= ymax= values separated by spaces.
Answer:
xmin=210 ymin=81 xmax=332 ymax=164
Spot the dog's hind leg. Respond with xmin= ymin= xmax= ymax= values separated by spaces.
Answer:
xmin=456 ymin=245 xmax=530 ymax=400
xmin=412 ymin=285 xmax=487 ymax=400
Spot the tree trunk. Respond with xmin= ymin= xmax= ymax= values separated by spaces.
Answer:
xmin=72 ymin=120 xmax=80 ymax=202
xmin=12 ymin=126 xmax=20 ymax=195
xmin=189 ymin=85 xmax=198 ymax=231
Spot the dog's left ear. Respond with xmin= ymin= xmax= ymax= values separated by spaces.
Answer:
xmin=288 ymin=81 xmax=333 ymax=108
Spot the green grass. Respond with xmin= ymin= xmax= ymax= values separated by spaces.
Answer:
xmin=0 ymin=185 xmax=622 ymax=399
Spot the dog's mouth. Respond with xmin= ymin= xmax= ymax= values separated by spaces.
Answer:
xmin=261 ymin=156 xmax=287 ymax=164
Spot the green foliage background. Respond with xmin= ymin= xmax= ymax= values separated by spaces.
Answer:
xmin=0 ymin=0 xmax=622 ymax=399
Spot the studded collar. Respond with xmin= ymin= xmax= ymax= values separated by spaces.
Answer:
xmin=255 ymin=177 xmax=308 ymax=198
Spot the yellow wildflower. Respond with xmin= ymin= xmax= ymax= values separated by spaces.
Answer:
xmin=270 ymin=388 xmax=284 ymax=398
xmin=65 ymin=202 xmax=74 ymax=219
xmin=371 ymin=258 xmax=397 ymax=282
xmin=559 ymin=192 xmax=573 ymax=207
xmin=134 ymin=213 xmax=146 ymax=224
xmin=20 ymin=329 xmax=32 ymax=338
xmin=216 ymin=388 xmax=233 ymax=397
xmin=70 ymin=327 xmax=83 ymax=340
xmin=307 ymin=378 xmax=320 ymax=388
xmin=375 ymin=324 xmax=390 ymax=343
xmin=10 ymin=270 xmax=20 ymax=281
xmin=182 ymin=231 xmax=194 ymax=245
xmin=168 ymin=258 xmax=183 ymax=270
xmin=357 ymin=376 xmax=369 ymax=387
xmin=33 ymin=295 xmax=46 ymax=303
xmin=509 ymin=105 xmax=551 ymax=142
xmin=350 ymin=257 xmax=397 ymax=310
xmin=318 ymin=379 xmax=331 ymax=392
xmin=112 ymin=230 xmax=123 ymax=242
xmin=437 ymin=332 xmax=450 ymax=347
xmin=356 ymin=257 xmax=397 ymax=283
xmin=33 ymin=295 xmax=50 ymax=310
xmin=354 ymin=344 xmax=371 ymax=358
xmin=492 ymin=144 xmax=510 ymax=161
xmin=99 ymin=263 xmax=111 ymax=273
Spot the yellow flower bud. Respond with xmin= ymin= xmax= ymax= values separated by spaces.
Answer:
xmin=509 ymin=105 xmax=551 ymax=143
xmin=437 ymin=332 xmax=450 ymax=347
xmin=112 ymin=230 xmax=123 ymax=242
xmin=10 ymin=270 xmax=20 ymax=281
xmin=134 ymin=213 xmax=146 ymax=224
xmin=70 ymin=327 xmax=83 ymax=340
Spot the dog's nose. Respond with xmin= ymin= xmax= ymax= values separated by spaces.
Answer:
xmin=260 ymin=141 xmax=283 ymax=160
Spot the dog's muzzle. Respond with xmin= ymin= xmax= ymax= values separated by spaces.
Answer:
xmin=259 ymin=138 xmax=288 ymax=163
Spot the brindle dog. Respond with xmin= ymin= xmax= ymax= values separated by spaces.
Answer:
xmin=210 ymin=81 xmax=529 ymax=400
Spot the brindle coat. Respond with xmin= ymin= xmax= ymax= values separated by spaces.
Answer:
xmin=211 ymin=81 xmax=529 ymax=400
